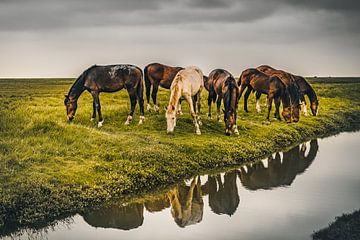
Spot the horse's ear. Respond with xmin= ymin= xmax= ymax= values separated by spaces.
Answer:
xmin=172 ymin=105 xmax=175 ymax=111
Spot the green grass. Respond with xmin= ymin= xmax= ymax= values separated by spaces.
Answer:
xmin=0 ymin=77 xmax=360 ymax=233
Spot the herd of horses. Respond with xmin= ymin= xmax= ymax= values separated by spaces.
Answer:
xmin=64 ymin=63 xmax=319 ymax=135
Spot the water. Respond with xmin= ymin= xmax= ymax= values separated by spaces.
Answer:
xmin=4 ymin=132 xmax=360 ymax=240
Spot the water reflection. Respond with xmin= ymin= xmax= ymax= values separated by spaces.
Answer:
xmin=2 ymin=139 xmax=324 ymax=239
xmin=83 ymin=202 xmax=144 ymax=230
xmin=78 ymin=140 xmax=318 ymax=230
xmin=239 ymin=140 xmax=318 ymax=190
xmin=207 ymin=170 xmax=240 ymax=216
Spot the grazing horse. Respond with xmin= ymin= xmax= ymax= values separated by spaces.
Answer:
xmin=207 ymin=69 xmax=240 ymax=136
xmin=238 ymin=68 xmax=292 ymax=123
xmin=144 ymin=63 xmax=183 ymax=112
xmin=256 ymin=65 xmax=300 ymax=122
xmin=64 ymin=64 xmax=145 ymax=127
xmin=293 ymin=75 xmax=319 ymax=116
xmin=165 ymin=66 xmax=204 ymax=135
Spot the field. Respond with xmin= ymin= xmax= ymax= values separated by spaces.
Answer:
xmin=1 ymin=77 xmax=360 ymax=233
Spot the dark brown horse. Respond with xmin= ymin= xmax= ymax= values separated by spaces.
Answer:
xmin=293 ymin=75 xmax=319 ymax=116
xmin=144 ymin=63 xmax=183 ymax=112
xmin=64 ymin=64 xmax=144 ymax=127
xmin=256 ymin=65 xmax=300 ymax=122
xmin=238 ymin=68 xmax=292 ymax=123
xmin=207 ymin=69 xmax=240 ymax=135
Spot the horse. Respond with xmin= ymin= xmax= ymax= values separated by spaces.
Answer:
xmin=165 ymin=66 xmax=204 ymax=135
xmin=144 ymin=63 xmax=183 ymax=112
xmin=64 ymin=64 xmax=145 ymax=127
xmin=256 ymin=65 xmax=300 ymax=122
xmin=207 ymin=69 xmax=240 ymax=136
xmin=238 ymin=68 xmax=292 ymax=123
xmin=293 ymin=75 xmax=319 ymax=116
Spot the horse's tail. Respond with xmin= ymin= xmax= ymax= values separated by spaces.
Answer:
xmin=144 ymin=65 xmax=151 ymax=104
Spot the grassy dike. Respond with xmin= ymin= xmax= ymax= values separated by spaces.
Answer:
xmin=0 ymin=77 xmax=360 ymax=233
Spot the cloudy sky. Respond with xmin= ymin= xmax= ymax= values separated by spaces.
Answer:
xmin=0 ymin=0 xmax=359 ymax=78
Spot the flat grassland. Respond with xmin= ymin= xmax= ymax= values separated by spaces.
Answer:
xmin=0 ymin=77 xmax=359 ymax=232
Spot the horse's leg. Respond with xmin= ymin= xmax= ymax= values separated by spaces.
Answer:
xmin=300 ymin=94 xmax=309 ymax=116
xmin=255 ymin=91 xmax=262 ymax=113
xmin=125 ymin=88 xmax=137 ymax=125
xmin=91 ymin=91 xmax=103 ymax=127
xmin=136 ymin=81 xmax=145 ymax=125
xmin=184 ymin=94 xmax=201 ymax=135
xmin=216 ymin=97 xmax=222 ymax=122
xmin=177 ymin=99 xmax=183 ymax=115
xmin=145 ymin=74 xmax=152 ymax=112
xmin=207 ymin=91 xmax=215 ymax=119
xmin=274 ymin=97 xmax=281 ymax=120
xmin=244 ymin=86 xmax=252 ymax=113
xmin=233 ymin=109 xmax=239 ymax=135
xmin=151 ymin=83 xmax=160 ymax=113
xmin=267 ymin=94 xmax=274 ymax=122
xmin=91 ymin=98 xmax=96 ymax=121
xmin=195 ymin=91 xmax=202 ymax=126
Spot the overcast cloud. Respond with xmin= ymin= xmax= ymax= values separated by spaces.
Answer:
xmin=0 ymin=0 xmax=359 ymax=77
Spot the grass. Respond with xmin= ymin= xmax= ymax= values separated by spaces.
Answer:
xmin=0 ymin=77 xmax=360 ymax=234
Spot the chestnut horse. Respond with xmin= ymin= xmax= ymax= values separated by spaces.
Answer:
xmin=207 ymin=69 xmax=240 ymax=135
xmin=293 ymin=75 xmax=319 ymax=116
xmin=238 ymin=68 xmax=291 ymax=122
xmin=256 ymin=65 xmax=300 ymax=122
xmin=64 ymin=64 xmax=144 ymax=127
xmin=165 ymin=66 xmax=204 ymax=135
xmin=144 ymin=63 xmax=183 ymax=112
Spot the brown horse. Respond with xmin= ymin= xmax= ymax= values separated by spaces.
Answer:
xmin=238 ymin=68 xmax=292 ymax=122
xmin=293 ymin=75 xmax=319 ymax=116
xmin=207 ymin=69 xmax=240 ymax=135
xmin=144 ymin=63 xmax=183 ymax=112
xmin=64 ymin=64 xmax=144 ymax=127
xmin=256 ymin=65 xmax=300 ymax=122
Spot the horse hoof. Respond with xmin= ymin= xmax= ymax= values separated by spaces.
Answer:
xmin=208 ymin=115 xmax=212 ymax=120
xmin=124 ymin=121 xmax=130 ymax=125
xmin=90 ymin=118 xmax=95 ymax=122
xmin=138 ymin=116 xmax=145 ymax=125
xmin=154 ymin=105 xmax=160 ymax=113
xmin=146 ymin=104 xmax=152 ymax=112
xmin=196 ymin=130 xmax=201 ymax=135
xmin=98 ymin=121 xmax=104 ymax=127
xmin=234 ymin=129 xmax=239 ymax=135
xmin=218 ymin=119 xmax=222 ymax=123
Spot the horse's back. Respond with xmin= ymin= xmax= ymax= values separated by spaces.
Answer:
xmin=174 ymin=66 xmax=204 ymax=95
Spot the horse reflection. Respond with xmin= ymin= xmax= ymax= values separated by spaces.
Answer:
xmin=206 ymin=170 xmax=240 ymax=216
xmin=239 ymin=139 xmax=319 ymax=190
xmin=82 ymin=202 xmax=144 ymax=230
xmin=144 ymin=194 xmax=170 ymax=213
xmin=167 ymin=176 xmax=204 ymax=228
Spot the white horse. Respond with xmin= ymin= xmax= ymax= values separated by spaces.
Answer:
xmin=166 ymin=66 xmax=204 ymax=135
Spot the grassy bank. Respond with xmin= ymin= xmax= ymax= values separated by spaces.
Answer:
xmin=0 ymin=77 xmax=360 ymax=234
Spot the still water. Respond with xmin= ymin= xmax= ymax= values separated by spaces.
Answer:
xmin=5 ymin=132 xmax=360 ymax=240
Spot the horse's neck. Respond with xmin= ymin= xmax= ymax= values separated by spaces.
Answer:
xmin=169 ymin=81 xmax=182 ymax=107
xmin=68 ymin=78 xmax=86 ymax=100
xmin=306 ymin=85 xmax=318 ymax=103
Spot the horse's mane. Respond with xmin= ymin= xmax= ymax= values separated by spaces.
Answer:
xmin=68 ymin=65 xmax=96 ymax=98
xmin=169 ymin=75 xmax=183 ymax=108
xmin=224 ymin=76 xmax=237 ymax=112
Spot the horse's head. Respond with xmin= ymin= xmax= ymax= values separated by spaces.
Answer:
xmin=282 ymin=106 xmax=292 ymax=123
xmin=310 ymin=100 xmax=319 ymax=116
xmin=292 ymin=104 xmax=300 ymax=122
xmin=223 ymin=109 xmax=236 ymax=136
xmin=64 ymin=95 xmax=77 ymax=122
xmin=165 ymin=105 xmax=177 ymax=134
